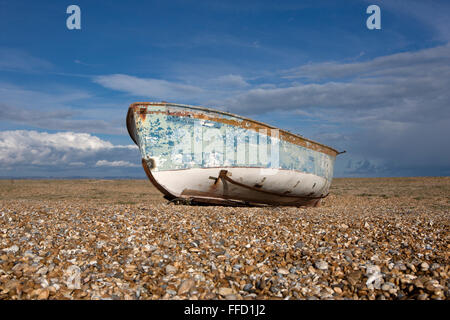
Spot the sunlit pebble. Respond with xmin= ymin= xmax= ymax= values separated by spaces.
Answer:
xmin=0 ymin=178 xmax=448 ymax=300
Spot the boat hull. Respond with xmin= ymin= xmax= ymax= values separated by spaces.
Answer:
xmin=127 ymin=102 xmax=338 ymax=207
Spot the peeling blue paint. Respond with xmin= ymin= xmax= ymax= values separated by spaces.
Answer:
xmin=132 ymin=104 xmax=335 ymax=181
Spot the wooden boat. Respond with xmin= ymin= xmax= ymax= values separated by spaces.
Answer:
xmin=127 ymin=102 xmax=341 ymax=207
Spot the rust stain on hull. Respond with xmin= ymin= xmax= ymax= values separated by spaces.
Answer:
xmin=217 ymin=169 xmax=328 ymax=199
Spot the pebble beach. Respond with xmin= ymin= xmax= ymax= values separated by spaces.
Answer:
xmin=0 ymin=177 xmax=448 ymax=300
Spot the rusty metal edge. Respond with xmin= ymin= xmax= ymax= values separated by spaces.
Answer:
xmin=180 ymin=188 xmax=321 ymax=207
xmin=126 ymin=107 xmax=138 ymax=145
xmin=141 ymin=158 xmax=176 ymax=200
xmin=128 ymin=102 xmax=340 ymax=157
xmin=183 ymin=197 xmax=269 ymax=207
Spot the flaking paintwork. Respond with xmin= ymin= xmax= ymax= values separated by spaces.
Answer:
xmin=127 ymin=102 xmax=339 ymax=206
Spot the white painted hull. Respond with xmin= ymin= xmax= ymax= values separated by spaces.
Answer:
xmin=152 ymin=167 xmax=330 ymax=206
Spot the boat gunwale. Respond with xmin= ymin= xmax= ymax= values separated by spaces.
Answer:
xmin=128 ymin=101 xmax=340 ymax=156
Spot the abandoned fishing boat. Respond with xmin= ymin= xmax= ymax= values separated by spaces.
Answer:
xmin=127 ymin=102 xmax=341 ymax=207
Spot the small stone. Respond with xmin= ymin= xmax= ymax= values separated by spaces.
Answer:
xmin=381 ymin=282 xmax=396 ymax=291
xmin=243 ymin=284 xmax=252 ymax=292
xmin=269 ymin=286 xmax=279 ymax=294
xmin=347 ymin=271 xmax=362 ymax=286
xmin=333 ymin=287 xmax=342 ymax=294
xmin=424 ymin=280 xmax=443 ymax=293
xmin=406 ymin=263 xmax=416 ymax=272
xmin=294 ymin=241 xmax=304 ymax=249
xmin=4 ymin=280 xmax=20 ymax=293
xmin=413 ymin=278 xmax=424 ymax=288
xmin=395 ymin=262 xmax=407 ymax=271
xmin=370 ymin=255 xmax=381 ymax=264
xmin=37 ymin=266 xmax=49 ymax=276
xmin=219 ymin=287 xmax=234 ymax=296
xmin=430 ymin=263 xmax=440 ymax=271
xmin=65 ymin=265 xmax=81 ymax=290
xmin=365 ymin=265 xmax=381 ymax=276
xmin=3 ymin=245 xmax=19 ymax=253
xmin=400 ymin=274 xmax=417 ymax=284
xmin=125 ymin=264 xmax=136 ymax=272
xmin=166 ymin=289 xmax=177 ymax=296
xmin=417 ymin=293 xmax=428 ymax=300
xmin=233 ymin=264 xmax=242 ymax=271
xmin=420 ymin=262 xmax=429 ymax=271
xmin=165 ymin=265 xmax=177 ymax=275
xmin=277 ymin=268 xmax=289 ymax=275
xmin=178 ymin=279 xmax=195 ymax=296
xmin=37 ymin=289 xmax=49 ymax=300
xmin=319 ymin=290 xmax=332 ymax=299
xmin=315 ymin=260 xmax=328 ymax=270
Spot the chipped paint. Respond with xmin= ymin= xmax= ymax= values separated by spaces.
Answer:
xmin=129 ymin=103 xmax=336 ymax=182
xmin=127 ymin=102 xmax=339 ymax=206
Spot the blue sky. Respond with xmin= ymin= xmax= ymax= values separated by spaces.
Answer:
xmin=0 ymin=0 xmax=449 ymax=178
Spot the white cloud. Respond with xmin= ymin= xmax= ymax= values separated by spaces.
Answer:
xmin=0 ymin=82 xmax=127 ymax=134
xmin=69 ymin=162 xmax=85 ymax=166
xmin=222 ymin=45 xmax=450 ymax=125
xmin=96 ymin=160 xmax=139 ymax=167
xmin=93 ymin=74 xmax=204 ymax=101
xmin=283 ymin=44 xmax=450 ymax=81
xmin=0 ymin=130 xmax=139 ymax=170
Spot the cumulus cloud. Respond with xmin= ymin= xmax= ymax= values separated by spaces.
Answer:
xmin=0 ymin=130 xmax=141 ymax=177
